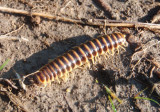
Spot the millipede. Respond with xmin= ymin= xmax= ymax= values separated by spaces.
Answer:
xmin=28 ymin=32 xmax=127 ymax=86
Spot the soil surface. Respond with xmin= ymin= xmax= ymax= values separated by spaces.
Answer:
xmin=0 ymin=0 xmax=160 ymax=112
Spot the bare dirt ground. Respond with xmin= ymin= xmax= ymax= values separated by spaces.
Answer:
xmin=0 ymin=0 xmax=160 ymax=112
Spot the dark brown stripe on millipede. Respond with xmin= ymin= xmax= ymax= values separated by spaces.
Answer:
xmin=41 ymin=69 xmax=50 ymax=82
xmin=74 ymin=47 xmax=87 ymax=62
xmin=47 ymin=64 xmax=57 ymax=77
xmin=41 ymin=67 xmax=51 ymax=81
xmin=45 ymin=66 xmax=54 ymax=81
xmin=98 ymin=37 xmax=108 ymax=52
xmin=65 ymin=52 xmax=76 ymax=68
xmin=37 ymin=72 xmax=46 ymax=83
xmin=80 ymin=44 xmax=92 ymax=59
xmin=105 ymin=35 xmax=113 ymax=49
xmin=110 ymin=34 xmax=118 ymax=48
xmin=56 ymin=58 xmax=66 ymax=74
xmin=50 ymin=61 xmax=61 ymax=76
xmin=86 ymin=41 xmax=97 ymax=56
xmin=59 ymin=56 xmax=71 ymax=71
xmin=70 ymin=50 xmax=81 ymax=66
xmin=114 ymin=33 xmax=123 ymax=45
xmin=92 ymin=39 xmax=103 ymax=54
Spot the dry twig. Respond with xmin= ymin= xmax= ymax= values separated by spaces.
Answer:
xmin=0 ymin=87 xmax=29 ymax=112
xmin=151 ymin=10 xmax=160 ymax=23
xmin=147 ymin=59 xmax=160 ymax=68
xmin=0 ymin=35 xmax=29 ymax=42
xmin=0 ymin=24 xmax=28 ymax=42
xmin=0 ymin=78 xmax=18 ymax=89
xmin=93 ymin=0 xmax=113 ymax=19
xmin=141 ymin=73 xmax=160 ymax=97
xmin=131 ymin=41 xmax=160 ymax=71
xmin=0 ymin=6 xmax=160 ymax=30
xmin=12 ymin=69 xmax=26 ymax=91
xmin=4 ymin=24 xmax=25 ymax=36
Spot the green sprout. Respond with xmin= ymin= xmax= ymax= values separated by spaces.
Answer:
xmin=108 ymin=95 xmax=117 ymax=112
xmin=0 ymin=59 xmax=10 ymax=71
xmin=134 ymin=88 xmax=160 ymax=106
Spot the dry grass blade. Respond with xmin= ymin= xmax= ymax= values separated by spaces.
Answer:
xmin=4 ymin=24 xmax=24 ymax=36
xmin=2 ymin=88 xmax=29 ymax=112
xmin=0 ymin=35 xmax=29 ymax=42
xmin=0 ymin=24 xmax=28 ymax=42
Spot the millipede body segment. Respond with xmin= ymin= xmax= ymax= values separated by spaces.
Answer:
xmin=33 ymin=33 xmax=126 ymax=85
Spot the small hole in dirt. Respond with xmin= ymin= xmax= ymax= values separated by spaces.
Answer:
xmin=34 ymin=36 xmax=39 ymax=39
xmin=77 ymin=0 xmax=82 ymax=5
xmin=40 ymin=33 xmax=49 ymax=38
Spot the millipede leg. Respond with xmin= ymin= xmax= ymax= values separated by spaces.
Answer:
xmin=96 ymin=56 xmax=101 ymax=63
xmin=87 ymin=62 xmax=91 ymax=69
xmin=55 ymin=75 xmax=60 ymax=84
xmin=97 ymin=56 xmax=100 ymax=62
xmin=119 ymin=45 xmax=126 ymax=52
xmin=52 ymin=77 xmax=55 ymax=82
xmin=111 ymin=50 xmax=115 ymax=56
xmin=77 ymin=66 xmax=84 ymax=69
xmin=91 ymin=58 xmax=95 ymax=64
xmin=61 ymin=73 xmax=69 ymax=82
xmin=108 ymin=50 xmax=113 ymax=56
xmin=104 ymin=53 xmax=109 ymax=59
xmin=47 ymin=81 xmax=51 ymax=86
xmin=95 ymin=56 xmax=100 ymax=63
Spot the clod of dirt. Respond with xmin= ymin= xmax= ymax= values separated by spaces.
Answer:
xmin=127 ymin=35 xmax=142 ymax=52
xmin=31 ymin=16 xmax=41 ymax=25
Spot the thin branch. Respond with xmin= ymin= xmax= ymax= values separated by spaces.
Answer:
xmin=0 ymin=6 xmax=160 ymax=30
xmin=151 ymin=10 xmax=160 ymax=23
xmin=0 ymin=35 xmax=29 ymax=42
xmin=131 ymin=41 xmax=160 ymax=71
xmin=93 ymin=0 xmax=113 ymax=19
xmin=0 ymin=78 xmax=18 ymax=89
xmin=0 ymin=24 xmax=28 ymax=42
xmin=4 ymin=24 xmax=25 ymax=36
xmin=12 ymin=69 xmax=26 ymax=91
